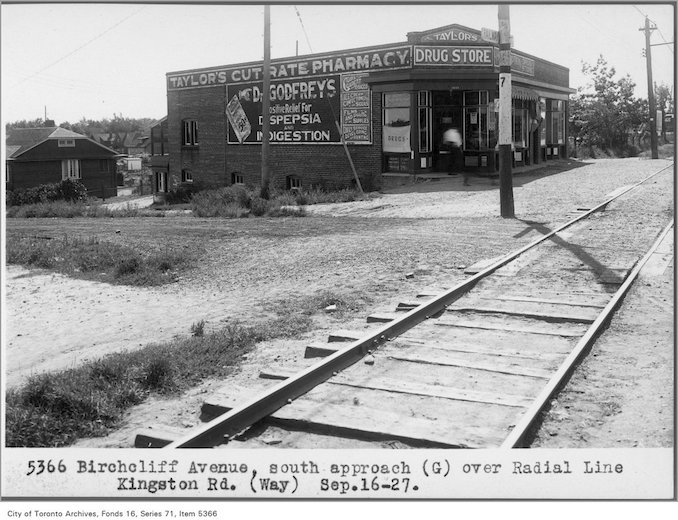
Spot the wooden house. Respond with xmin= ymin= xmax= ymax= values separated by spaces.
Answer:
xmin=6 ymin=126 xmax=121 ymax=198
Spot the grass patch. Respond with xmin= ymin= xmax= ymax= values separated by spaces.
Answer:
xmin=190 ymin=185 xmax=373 ymax=218
xmin=6 ymin=235 xmax=191 ymax=286
xmin=5 ymin=200 xmax=165 ymax=219
xmin=5 ymin=290 xmax=336 ymax=447
xmin=5 ymin=323 xmax=260 ymax=447
xmin=264 ymin=289 xmax=372 ymax=320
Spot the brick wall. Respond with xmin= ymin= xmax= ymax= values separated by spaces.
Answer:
xmin=169 ymin=88 xmax=384 ymax=192
xmin=168 ymin=86 xmax=228 ymax=191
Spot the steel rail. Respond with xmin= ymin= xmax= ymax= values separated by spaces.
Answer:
xmin=163 ymin=164 xmax=673 ymax=448
xmin=501 ymin=218 xmax=674 ymax=448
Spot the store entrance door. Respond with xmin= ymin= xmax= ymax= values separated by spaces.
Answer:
xmin=432 ymin=105 xmax=463 ymax=172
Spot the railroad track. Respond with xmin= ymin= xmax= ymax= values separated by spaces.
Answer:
xmin=136 ymin=164 xmax=674 ymax=449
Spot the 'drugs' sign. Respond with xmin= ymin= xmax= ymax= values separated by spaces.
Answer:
xmin=227 ymin=76 xmax=342 ymax=144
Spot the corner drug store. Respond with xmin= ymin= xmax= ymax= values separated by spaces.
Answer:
xmin=163 ymin=23 xmax=573 ymax=192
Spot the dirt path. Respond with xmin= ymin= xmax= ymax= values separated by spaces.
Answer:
xmin=4 ymin=157 xmax=674 ymax=448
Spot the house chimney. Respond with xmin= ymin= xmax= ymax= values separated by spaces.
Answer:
xmin=44 ymin=119 xmax=55 ymax=127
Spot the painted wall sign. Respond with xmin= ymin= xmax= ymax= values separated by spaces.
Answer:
xmin=510 ymin=54 xmax=535 ymax=76
xmin=480 ymin=27 xmax=499 ymax=43
xmin=168 ymin=45 xmax=412 ymax=91
xmin=481 ymin=28 xmax=514 ymax=46
xmin=414 ymin=45 xmax=494 ymax=66
xmin=340 ymin=73 xmax=371 ymax=144
xmin=227 ymin=76 xmax=341 ymax=144
xmin=421 ymin=27 xmax=479 ymax=42
xmin=493 ymin=53 xmax=536 ymax=76
xmin=225 ymin=95 xmax=251 ymax=144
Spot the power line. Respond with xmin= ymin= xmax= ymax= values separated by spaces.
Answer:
xmin=632 ymin=4 xmax=647 ymax=18
xmin=632 ymin=5 xmax=673 ymax=54
xmin=11 ymin=6 xmax=147 ymax=88
xmin=294 ymin=6 xmax=314 ymax=53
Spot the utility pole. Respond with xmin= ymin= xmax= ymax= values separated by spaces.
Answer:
xmin=261 ymin=5 xmax=272 ymax=198
xmin=498 ymin=4 xmax=514 ymax=217
xmin=640 ymin=16 xmax=659 ymax=159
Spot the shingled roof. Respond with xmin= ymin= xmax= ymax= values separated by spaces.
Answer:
xmin=6 ymin=127 xmax=119 ymax=158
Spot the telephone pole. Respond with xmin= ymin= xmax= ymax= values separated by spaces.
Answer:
xmin=498 ymin=4 xmax=514 ymax=217
xmin=640 ymin=16 xmax=659 ymax=159
xmin=261 ymin=4 xmax=272 ymax=198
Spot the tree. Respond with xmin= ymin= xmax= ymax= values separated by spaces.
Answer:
xmin=654 ymin=82 xmax=673 ymax=143
xmin=569 ymin=56 xmax=646 ymax=154
xmin=5 ymin=118 xmax=46 ymax=133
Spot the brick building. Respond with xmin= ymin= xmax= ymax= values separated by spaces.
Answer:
xmin=163 ymin=23 xmax=574 ymax=193
xmin=6 ymin=126 xmax=121 ymax=197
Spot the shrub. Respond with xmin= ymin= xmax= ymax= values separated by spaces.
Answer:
xmin=165 ymin=186 xmax=194 ymax=204
xmin=59 ymin=179 xmax=88 ymax=202
xmin=6 ymin=179 xmax=88 ymax=207
xmin=249 ymin=196 xmax=269 ymax=216
xmin=190 ymin=186 xmax=253 ymax=217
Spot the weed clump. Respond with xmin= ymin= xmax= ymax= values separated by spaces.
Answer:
xmin=6 ymin=235 xmax=192 ymax=287
xmin=190 ymin=320 xmax=206 ymax=337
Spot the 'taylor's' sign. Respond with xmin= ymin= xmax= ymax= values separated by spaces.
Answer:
xmin=168 ymin=45 xmax=411 ymax=90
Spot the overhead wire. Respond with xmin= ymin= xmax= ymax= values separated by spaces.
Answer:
xmin=10 ymin=5 xmax=147 ymax=88
xmin=294 ymin=5 xmax=314 ymax=53
xmin=632 ymin=4 xmax=673 ymax=54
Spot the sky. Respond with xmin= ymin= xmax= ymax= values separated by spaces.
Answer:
xmin=1 ymin=1 xmax=675 ymax=125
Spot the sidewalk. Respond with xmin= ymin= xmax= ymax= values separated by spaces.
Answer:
xmin=101 ymin=195 xmax=154 ymax=211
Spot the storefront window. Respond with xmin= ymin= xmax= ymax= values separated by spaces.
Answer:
xmin=463 ymin=91 xmax=489 ymax=150
xmin=539 ymin=98 xmax=547 ymax=146
xmin=418 ymin=91 xmax=431 ymax=153
xmin=512 ymin=99 xmax=529 ymax=148
xmin=383 ymin=92 xmax=411 ymax=154
xmin=547 ymin=99 xmax=565 ymax=145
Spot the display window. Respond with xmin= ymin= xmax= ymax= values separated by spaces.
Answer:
xmin=383 ymin=92 xmax=411 ymax=156
xmin=512 ymin=99 xmax=529 ymax=148
xmin=547 ymin=99 xmax=565 ymax=145
xmin=463 ymin=91 xmax=490 ymax=150
xmin=418 ymin=91 xmax=431 ymax=153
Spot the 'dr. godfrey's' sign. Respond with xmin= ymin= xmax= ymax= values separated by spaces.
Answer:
xmin=227 ymin=68 xmax=374 ymax=145
xmin=227 ymin=76 xmax=342 ymax=144
xmin=168 ymin=45 xmax=411 ymax=90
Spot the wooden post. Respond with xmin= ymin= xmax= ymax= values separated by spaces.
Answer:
xmin=498 ymin=4 xmax=515 ymax=218
xmin=260 ymin=5 xmax=272 ymax=198
xmin=640 ymin=16 xmax=659 ymax=159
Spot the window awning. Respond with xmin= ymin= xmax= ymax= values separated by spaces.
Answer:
xmin=533 ymin=88 xmax=571 ymax=101
xmin=512 ymin=85 xmax=540 ymax=100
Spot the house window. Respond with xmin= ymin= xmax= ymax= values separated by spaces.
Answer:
xmin=182 ymin=120 xmax=199 ymax=146
xmin=181 ymin=169 xmax=193 ymax=183
xmin=58 ymin=139 xmax=75 ymax=147
xmin=287 ymin=176 xmax=302 ymax=190
xmin=231 ymin=172 xmax=244 ymax=185
xmin=156 ymin=171 xmax=167 ymax=192
xmin=61 ymin=159 xmax=81 ymax=180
